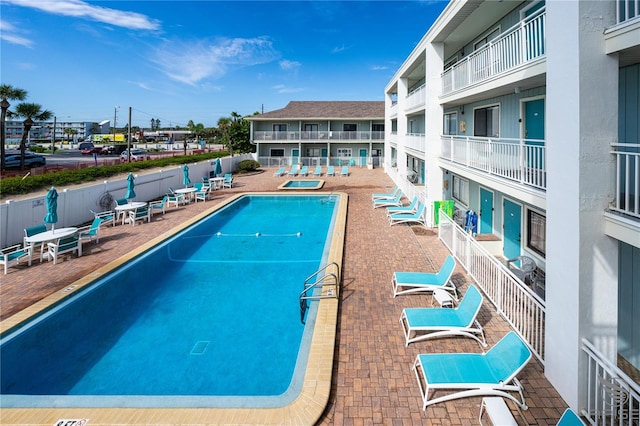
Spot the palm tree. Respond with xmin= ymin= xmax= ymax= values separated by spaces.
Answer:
xmin=0 ymin=85 xmax=27 ymax=171
xmin=12 ymin=103 xmax=53 ymax=169
xmin=217 ymin=116 xmax=232 ymax=157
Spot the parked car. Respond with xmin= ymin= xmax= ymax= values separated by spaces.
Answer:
xmin=82 ymin=145 xmax=105 ymax=155
xmin=120 ymin=149 xmax=149 ymax=162
xmin=4 ymin=153 xmax=46 ymax=168
xmin=78 ymin=142 xmax=94 ymax=152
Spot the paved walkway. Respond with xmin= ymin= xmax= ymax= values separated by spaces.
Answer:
xmin=1 ymin=166 xmax=568 ymax=425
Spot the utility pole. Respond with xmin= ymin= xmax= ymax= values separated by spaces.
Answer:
xmin=51 ymin=116 xmax=56 ymax=153
xmin=113 ymin=105 xmax=120 ymax=144
xmin=127 ymin=106 xmax=132 ymax=162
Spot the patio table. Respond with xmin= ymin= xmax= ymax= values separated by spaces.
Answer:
xmin=174 ymin=187 xmax=198 ymax=202
xmin=24 ymin=227 xmax=79 ymax=262
xmin=115 ymin=201 xmax=147 ymax=225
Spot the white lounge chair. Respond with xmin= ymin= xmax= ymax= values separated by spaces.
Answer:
xmin=387 ymin=196 xmax=419 ymax=216
xmin=372 ymin=185 xmax=400 ymax=200
xmin=373 ymin=191 xmax=403 ymax=208
xmin=388 ymin=203 xmax=427 ymax=227
xmin=392 ymin=254 xmax=458 ymax=298
xmin=400 ymin=285 xmax=487 ymax=347
xmin=412 ymin=331 xmax=532 ymax=410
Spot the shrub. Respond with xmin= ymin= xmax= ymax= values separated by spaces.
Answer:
xmin=237 ymin=159 xmax=260 ymax=172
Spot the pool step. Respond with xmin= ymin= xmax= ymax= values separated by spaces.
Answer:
xmin=190 ymin=341 xmax=210 ymax=355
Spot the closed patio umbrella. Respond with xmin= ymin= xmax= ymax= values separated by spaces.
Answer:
xmin=214 ymin=158 xmax=222 ymax=177
xmin=43 ymin=187 xmax=58 ymax=232
xmin=125 ymin=173 xmax=136 ymax=200
xmin=183 ymin=164 xmax=191 ymax=187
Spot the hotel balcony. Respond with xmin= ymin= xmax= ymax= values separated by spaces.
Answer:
xmin=440 ymin=135 xmax=546 ymax=191
xmin=605 ymin=143 xmax=640 ymax=247
xmin=441 ymin=8 xmax=546 ymax=100
xmin=404 ymin=84 xmax=426 ymax=112
xmin=253 ymin=131 xmax=385 ymax=143
xmin=405 ymin=133 xmax=426 ymax=155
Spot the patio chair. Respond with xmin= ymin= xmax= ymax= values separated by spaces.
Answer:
xmin=399 ymin=285 xmax=487 ymax=347
xmin=223 ymin=173 xmax=233 ymax=188
xmin=313 ymin=165 xmax=322 ymax=176
xmin=168 ymin=187 xmax=186 ymax=206
xmin=373 ymin=191 xmax=403 ymax=208
xmin=128 ymin=206 xmax=150 ymax=226
xmin=412 ymin=331 xmax=532 ymax=410
xmin=287 ymin=165 xmax=299 ymax=176
xmin=507 ymin=256 xmax=537 ymax=283
xmin=24 ymin=224 xmax=47 ymax=259
xmin=78 ymin=217 xmax=103 ymax=244
xmin=149 ymin=195 xmax=169 ymax=216
xmin=392 ymin=254 xmax=458 ymax=298
xmin=114 ymin=198 xmax=129 ymax=223
xmin=47 ymin=234 xmax=81 ymax=265
xmin=1 ymin=244 xmax=32 ymax=274
xmin=557 ymin=409 xmax=586 ymax=426
xmin=273 ymin=167 xmax=285 ymax=177
xmin=372 ymin=185 xmax=400 ymax=201
xmin=341 ymin=165 xmax=349 ymax=177
xmin=195 ymin=185 xmax=211 ymax=202
xmin=299 ymin=165 xmax=308 ymax=176
xmin=326 ymin=165 xmax=335 ymax=176
xmin=388 ymin=203 xmax=427 ymax=227
xmin=387 ymin=196 xmax=419 ymax=216
xmin=90 ymin=209 xmax=115 ymax=227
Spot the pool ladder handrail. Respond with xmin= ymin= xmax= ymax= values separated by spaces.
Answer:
xmin=299 ymin=262 xmax=340 ymax=323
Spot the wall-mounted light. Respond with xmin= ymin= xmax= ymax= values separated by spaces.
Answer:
xmin=514 ymin=86 xmax=521 ymax=94
xmin=460 ymin=105 xmax=465 ymax=115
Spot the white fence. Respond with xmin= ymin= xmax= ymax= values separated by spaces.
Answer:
xmin=442 ymin=8 xmax=545 ymax=95
xmin=0 ymin=155 xmax=251 ymax=248
xmin=582 ymin=338 xmax=640 ymax=425
xmin=405 ymin=84 xmax=426 ymax=111
xmin=438 ymin=210 xmax=546 ymax=363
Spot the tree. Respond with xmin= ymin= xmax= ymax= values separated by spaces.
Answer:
xmin=64 ymin=128 xmax=78 ymax=144
xmin=228 ymin=113 xmax=253 ymax=154
xmin=11 ymin=103 xmax=53 ymax=169
xmin=0 ymin=85 xmax=27 ymax=171
xmin=217 ymin=116 xmax=232 ymax=156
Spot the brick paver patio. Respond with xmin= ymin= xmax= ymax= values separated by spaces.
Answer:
xmin=1 ymin=165 xmax=568 ymax=425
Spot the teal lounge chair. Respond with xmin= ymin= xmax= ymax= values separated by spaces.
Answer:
xmin=372 ymin=185 xmax=400 ymax=200
xmin=389 ymin=203 xmax=427 ymax=227
xmin=387 ymin=196 xmax=419 ymax=216
xmin=327 ymin=165 xmax=335 ymax=176
xmin=373 ymin=191 xmax=404 ymax=209
xmin=313 ymin=165 xmax=322 ymax=176
xmin=299 ymin=165 xmax=308 ymax=176
xmin=412 ymin=331 xmax=532 ymax=410
xmin=288 ymin=165 xmax=299 ymax=176
xmin=557 ymin=409 xmax=586 ymax=426
xmin=341 ymin=165 xmax=349 ymax=177
xmin=273 ymin=167 xmax=285 ymax=177
xmin=400 ymin=285 xmax=487 ymax=347
xmin=393 ymin=254 xmax=457 ymax=298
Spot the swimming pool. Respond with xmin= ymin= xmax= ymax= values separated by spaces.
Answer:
xmin=0 ymin=192 xmax=347 ymax=424
xmin=278 ymin=179 xmax=325 ymax=190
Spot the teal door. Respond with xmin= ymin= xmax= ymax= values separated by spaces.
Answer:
xmin=359 ymin=149 xmax=367 ymax=166
xmin=321 ymin=148 xmax=328 ymax=165
xmin=479 ymin=188 xmax=493 ymax=234
xmin=292 ymin=148 xmax=299 ymax=165
xmin=524 ymin=99 xmax=545 ymax=169
xmin=503 ymin=199 xmax=522 ymax=260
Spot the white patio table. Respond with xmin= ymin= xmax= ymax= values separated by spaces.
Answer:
xmin=174 ymin=187 xmax=198 ymax=203
xmin=114 ymin=201 xmax=147 ymax=225
xmin=208 ymin=177 xmax=225 ymax=190
xmin=24 ymin=227 xmax=79 ymax=262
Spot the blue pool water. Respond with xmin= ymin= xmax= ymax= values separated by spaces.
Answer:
xmin=282 ymin=180 xmax=322 ymax=188
xmin=0 ymin=194 xmax=339 ymax=408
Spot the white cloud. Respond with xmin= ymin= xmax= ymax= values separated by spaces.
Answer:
xmin=4 ymin=0 xmax=160 ymax=30
xmin=150 ymin=37 xmax=279 ymax=86
xmin=332 ymin=44 xmax=349 ymax=54
xmin=279 ymin=60 xmax=301 ymax=71
xmin=0 ymin=19 xmax=34 ymax=47
xmin=272 ymin=84 xmax=303 ymax=94
xmin=371 ymin=65 xmax=388 ymax=71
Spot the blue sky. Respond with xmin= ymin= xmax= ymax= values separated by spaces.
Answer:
xmin=1 ymin=0 xmax=446 ymax=128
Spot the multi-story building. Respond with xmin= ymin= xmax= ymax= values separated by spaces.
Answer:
xmin=384 ymin=0 xmax=639 ymax=420
xmin=4 ymin=120 xmax=102 ymax=145
xmin=248 ymin=101 xmax=385 ymax=168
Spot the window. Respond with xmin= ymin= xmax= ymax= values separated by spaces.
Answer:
xmin=372 ymin=124 xmax=384 ymax=132
xmin=452 ymin=175 xmax=469 ymax=206
xmin=270 ymin=148 xmax=284 ymax=157
xmin=474 ymin=105 xmax=500 ymax=137
xmin=273 ymin=124 xmax=286 ymax=132
xmin=306 ymin=148 xmax=321 ymax=157
xmin=304 ymin=124 xmax=318 ymax=132
xmin=443 ymin=112 xmax=458 ymax=135
xmin=337 ymin=148 xmax=352 ymax=158
xmin=343 ymin=124 xmax=356 ymax=132
xmin=527 ymin=209 xmax=546 ymax=256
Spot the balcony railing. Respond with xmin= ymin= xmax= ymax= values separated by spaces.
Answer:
xmin=405 ymin=83 xmax=426 ymax=111
xmin=438 ymin=211 xmax=546 ymax=363
xmin=441 ymin=135 xmax=547 ymax=190
xmin=406 ymin=133 xmax=426 ymax=153
xmin=442 ymin=8 xmax=545 ymax=95
xmin=581 ymin=338 xmax=640 ymax=425
xmin=257 ymin=155 xmax=384 ymax=168
xmin=611 ymin=143 xmax=640 ymax=219
xmin=253 ymin=131 xmax=384 ymax=142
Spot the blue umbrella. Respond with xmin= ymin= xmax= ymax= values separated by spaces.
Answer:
xmin=43 ymin=187 xmax=58 ymax=231
xmin=183 ymin=164 xmax=191 ymax=187
xmin=125 ymin=173 xmax=136 ymax=200
xmin=214 ymin=158 xmax=222 ymax=177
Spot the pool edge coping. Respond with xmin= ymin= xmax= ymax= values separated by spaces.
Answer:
xmin=0 ymin=191 xmax=348 ymax=425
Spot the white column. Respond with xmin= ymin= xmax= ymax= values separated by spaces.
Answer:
xmin=425 ymin=41 xmax=444 ymax=203
xmin=545 ymin=0 xmax=618 ymax=410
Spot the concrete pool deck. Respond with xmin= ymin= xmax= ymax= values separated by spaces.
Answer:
xmin=0 ymin=166 xmax=569 ymax=425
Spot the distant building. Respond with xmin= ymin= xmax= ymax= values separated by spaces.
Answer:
xmin=4 ymin=120 xmax=99 ymax=145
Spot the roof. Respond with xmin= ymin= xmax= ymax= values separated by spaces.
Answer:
xmin=248 ymin=101 xmax=384 ymax=120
